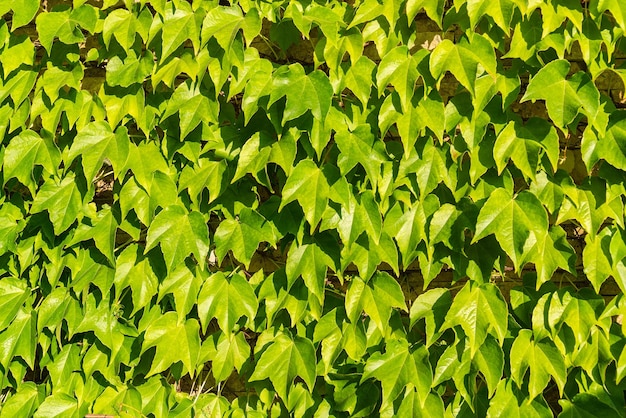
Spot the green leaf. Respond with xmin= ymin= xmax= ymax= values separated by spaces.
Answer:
xmin=597 ymin=112 xmax=626 ymax=171
xmin=158 ymin=264 xmax=202 ymax=323
xmin=178 ymin=159 xmax=226 ymax=204
xmin=0 ymin=383 xmax=45 ymax=418
xmin=106 ymin=51 xmax=154 ymax=87
xmin=335 ymin=125 xmax=387 ymax=186
xmin=214 ymin=208 xmax=279 ymax=269
xmin=161 ymin=80 xmax=218 ymax=140
xmin=473 ymin=189 xmax=548 ymax=271
xmin=161 ymin=2 xmax=201 ymax=62
xmin=6 ymin=0 xmax=39 ymax=29
xmin=114 ymin=245 xmax=158 ymax=314
xmin=443 ymin=282 xmax=508 ymax=356
xmin=510 ymin=329 xmax=566 ymax=399
xmin=2 ymin=130 xmax=60 ymax=194
xmin=142 ymin=313 xmax=201 ymax=377
xmin=522 ymin=60 xmax=600 ymax=128
xmin=362 ymin=339 xmax=432 ymax=409
xmin=232 ymin=132 xmax=273 ymax=184
xmin=0 ymin=307 xmax=36 ymax=372
xmin=345 ymin=272 xmax=407 ymax=335
xmin=472 ymin=335 xmax=504 ymax=397
xmin=201 ymin=6 xmax=245 ymax=51
xmin=487 ymin=379 xmax=552 ymax=417
xmin=0 ymin=35 xmax=35 ymax=78
xmin=144 ymin=205 xmax=209 ymax=273
xmin=203 ymin=331 xmax=250 ymax=382
xmin=249 ymin=331 xmax=316 ymax=401
xmin=344 ymin=55 xmax=376 ymax=106
xmin=197 ymin=272 xmax=258 ymax=332
xmin=102 ymin=8 xmax=136 ymax=51
xmin=406 ymin=0 xmax=445 ymax=26
xmin=285 ymin=242 xmax=333 ymax=305
xmin=376 ymin=46 xmax=422 ymax=110
xmin=32 ymin=394 xmax=78 ymax=418
xmin=268 ymin=64 xmax=333 ymax=123
xmin=68 ymin=205 xmax=117 ymax=263
xmin=531 ymin=226 xmax=577 ymax=288
xmin=385 ymin=196 xmax=439 ymax=267
xmin=66 ymin=121 xmax=130 ymax=182
xmin=594 ymin=0 xmax=626 ymax=31
xmin=494 ymin=118 xmax=560 ymax=179
xmin=467 ymin=0 xmax=515 ymax=31
xmin=429 ymin=34 xmax=496 ymax=95
xmin=35 ymin=6 xmax=96 ymax=53
xmin=583 ymin=228 xmax=613 ymax=292
xmin=280 ymin=159 xmax=330 ymax=229
xmin=30 ymin=175 xmax=83 ymax=235
xmin=409 ymin=288 xmax=452 ymax=347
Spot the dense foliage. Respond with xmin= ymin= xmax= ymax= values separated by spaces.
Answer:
xmin=1 ymin=0 xmax=626 ymax=416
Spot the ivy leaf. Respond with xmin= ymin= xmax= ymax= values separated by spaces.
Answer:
xmin=0 ymin=307 xmax=36 ymax=374
xmin=0 ymin=383 xmax=45 ymax=418
xmin=32 ymin=394 xmax=78 ymax=418
xmin=286 ymin=242 xmax=333 ymax=304
xmin=102 ymin=8 xmax=136 ymax=50
xmin=178 ymin=159 xmax=227 ymax=204
xmin=594 ymin=0 xmax=626 ymax=31
xmin=203 ymin=331 xmax=250 ymax=383
xmin=473 ymin=189 xmax=548 ymax=271
xmin=406 ymin=0 xmax=445 ymax=26
xmin=531 ymin=226 xmax=577 ymax=288
xmin=68 ymin=205 xmax=117 ymax=263
xmin=197 ymin=272 xmax=258 ymax=332
xmin=30 ymin=175 xmax=83 ymax=235
xmin=114 ymin=245 xmax=159 ymax=315
xmin=214 ymin=208 xmax=279 ymax=269
xmin=158 ymin=264 xmax=202 ymax=323
xmin=141 ymin=313 xmax=201 ymax=377
xmin=467 ymin=0 xmax=515 ymax=31
xmin=249 ymin=331 xmax=316 ymax=401
xmin=232 ymin=132 xmax=273 ymax=184
xmin=344 ymin=55 xmax=376 ymax=106
xmin=106 ymin=51 xmax=154 ymax=88
xmin=280 ymin=159 xmax=330 ymax=229
xmin=0 ymin=35 xmax=35 ymax=79
xmin=472 ymin=335 xmax=504 ymax=397
xmin=144 ymin=205 xmax=209 ymax=273
xmin=597 ymin=112 xmax=626 ymax=171
xmin=35 ymin=6 xmax=96 ymax=53
xmin=335 ymin=125 xmax=387 ymax=186
xmin=522 ymin=60 xmax=600 ymax=128
xmin=2 ymin=130 xmax=60 ymax=195
xmin=201 ymin=6 xmax=245 ymax=51
xmin=385 ymin=196 xmax=439 ymax=267
xmin=376 ymin=47 xmax=422 ymax=110
xmin=443 ymin=282 xmax=508 ymax=356
xmin=161 ymin=2 xmax=201 ymax=62
xmin=362 ymin=339 xmax=432 ymax=409
xmin=268 ymin=64 xmax=333 ymax=123
xmin=510 ymin=329 xmax=566 ymax=399
xmin=66 ymin=121 xmax=130 ymax=182
xmin=345 ymin=272 xmax=407 ymax=335
xmin=583 ymin=228 xmax=613 ymax=293
xmin=430 ymin=34 xmax=496 ymax=95
xmin=494 ymin=118 xmax=560 ymax=179
xmin=161 ymin=81 xmax=218 ymax=140
xmin=6 ymin=0 xmax=39 ymax=29
xmin=409 ymin=288 xmax=452 ymax=347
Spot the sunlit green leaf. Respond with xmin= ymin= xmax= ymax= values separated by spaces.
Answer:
xmin=145 ymin=205 xmax=209 ymax=273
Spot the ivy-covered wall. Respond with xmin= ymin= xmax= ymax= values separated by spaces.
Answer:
xmin=1 ymin=0 xmax=626 ymax=416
